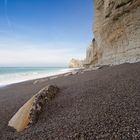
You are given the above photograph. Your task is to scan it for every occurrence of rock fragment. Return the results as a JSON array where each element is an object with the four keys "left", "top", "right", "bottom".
[{"left": 8, "top": 85, "right": 59, "bottom": 132}]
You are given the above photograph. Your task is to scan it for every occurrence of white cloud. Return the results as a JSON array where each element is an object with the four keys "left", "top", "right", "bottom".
[{"left": 0, "top": 40, "right": 85, "bottom": 66}]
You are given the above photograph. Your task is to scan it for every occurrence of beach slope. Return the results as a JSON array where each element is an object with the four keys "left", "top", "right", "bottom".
[{"left": 0, "top": 62, "right": 140, "bottom": 139}]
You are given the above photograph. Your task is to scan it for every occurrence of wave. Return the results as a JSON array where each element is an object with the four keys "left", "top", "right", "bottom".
[{"left": 0, "top": 68, "right": 73, "bottom": 87}]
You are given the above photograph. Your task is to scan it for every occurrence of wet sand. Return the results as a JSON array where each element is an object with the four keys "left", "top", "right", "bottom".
[{"left": 0, "top": 62, "right": 140, "bottom": 140}]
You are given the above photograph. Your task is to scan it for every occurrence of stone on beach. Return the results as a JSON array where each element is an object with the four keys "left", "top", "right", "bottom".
[
  {"left": 72, "top": 71, "right": 79, "bottom": 75},
  {"left": 8, "top": 85, "right": 59, "bottom": 132},
  {"left": 49, "top": 76, "right": 59, "bottom": 80},
  {"left": 33, "top": 79, "right": 49, "bottom": 85},
  {"left": 64, "top": 72, "right": 72, "bottom": 77}
]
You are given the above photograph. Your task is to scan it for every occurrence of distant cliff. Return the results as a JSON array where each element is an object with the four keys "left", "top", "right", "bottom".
[
  {"left": 69, "top": 58, "right": 83, "bottom": 68},
  {"left": 84, "top": 0, "right": 140, "bottom": 67}
]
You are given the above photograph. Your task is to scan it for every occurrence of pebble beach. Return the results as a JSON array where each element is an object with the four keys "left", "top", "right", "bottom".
[{"left": 0, "top": 62, "right": 140, "bottom": 140}]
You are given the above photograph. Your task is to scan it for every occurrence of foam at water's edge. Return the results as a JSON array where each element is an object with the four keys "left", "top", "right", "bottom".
[{"left": 0, "top": 68, "right": 74, "bottom": 87}]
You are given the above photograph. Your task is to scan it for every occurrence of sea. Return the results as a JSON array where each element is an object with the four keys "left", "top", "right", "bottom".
[{"left": 0, "top": 67, "right": 73, "bottom": 87}]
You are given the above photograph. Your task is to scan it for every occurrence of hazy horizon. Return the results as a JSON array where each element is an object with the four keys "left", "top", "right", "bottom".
[{"left": 0, "top": 0, "right": 93, "bottom": 67}]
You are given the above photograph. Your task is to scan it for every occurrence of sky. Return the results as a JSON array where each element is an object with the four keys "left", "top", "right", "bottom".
[{"left": 0, "top": 0, "right": 93, "bottom": 67}]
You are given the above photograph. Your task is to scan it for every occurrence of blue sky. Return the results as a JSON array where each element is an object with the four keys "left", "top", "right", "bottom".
[{"left": 0, "top": 0, "right": 93, "bottom": 66}]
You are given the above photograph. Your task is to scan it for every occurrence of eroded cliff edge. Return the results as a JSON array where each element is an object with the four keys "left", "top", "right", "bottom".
[
  {"left": 69, "top": 58, "right": 83, "bottom": 68},
  {"left": 84, "top": 0, "right": 140, "bottom": 67}
]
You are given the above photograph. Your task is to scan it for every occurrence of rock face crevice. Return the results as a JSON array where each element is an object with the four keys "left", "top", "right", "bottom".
[{"left": 84, "top": 0, "right": 140, "bottom": 67}]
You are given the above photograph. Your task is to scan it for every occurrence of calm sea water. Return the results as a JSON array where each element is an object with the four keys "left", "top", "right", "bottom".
[{"left": 0, "top": 67, "right": 72, "bottom": 86}]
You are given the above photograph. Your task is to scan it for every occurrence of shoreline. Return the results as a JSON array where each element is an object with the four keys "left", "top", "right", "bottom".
[
  {"left": 0, "top": 62, "right": 140, "bottom": 139},
  {"left": 0, "top": 68, "right": 79, "bottom": 88}
]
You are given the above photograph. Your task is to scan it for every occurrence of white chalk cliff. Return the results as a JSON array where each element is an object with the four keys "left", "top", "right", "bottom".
[
  {"left": 84, "top": 0, "right": 140, "bottom": 67},
  {"left": 69, "top": 58, "right": 83, "bottom": 68}
]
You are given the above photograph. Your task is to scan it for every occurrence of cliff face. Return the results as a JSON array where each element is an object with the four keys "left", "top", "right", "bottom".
[
  {"left": 69, "top": 58, "right": 83, "bottom": 68},
  {"left": 85, "top": 0, "right": 140, "bottom": 67}
]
